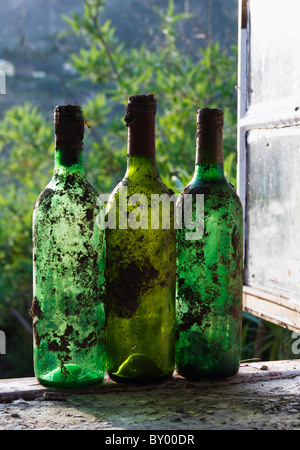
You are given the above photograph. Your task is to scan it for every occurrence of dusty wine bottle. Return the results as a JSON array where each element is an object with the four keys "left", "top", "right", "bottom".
[
  {"left": 105, "top": 94, "right": 176, "bottom": 383},
  {"left": 175, "top": 107, "right": 243, "bottom": 378},
  {"left": 32, "top": 105, "right": 106, "bottom": 387}
]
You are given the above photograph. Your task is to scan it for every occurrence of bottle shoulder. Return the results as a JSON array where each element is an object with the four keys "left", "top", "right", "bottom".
[
  {"left": 178, "top": 178, "right": 242, "bottom": 211},
  {"left": 34, "top": 174, "right": 99, "bottom": 213},
  {"left": 181, "top": 177, "right": 239, "bottom": 196},
  {"left": 53, "top": 172, "right": 98, "bottom": 192},
  {"left": 111, "top": 174, "right": 172, "bottom": 198}
]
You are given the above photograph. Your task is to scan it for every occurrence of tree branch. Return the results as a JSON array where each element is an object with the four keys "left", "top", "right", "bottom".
[{"left": 84, "top": 0, "right": 119, "bottom": 79}]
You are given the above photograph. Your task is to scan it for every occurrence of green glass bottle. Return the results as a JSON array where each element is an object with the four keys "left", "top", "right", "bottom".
[
  {"left": 105, "top": 94, "right": 176, "bottom": 383},
  {"left": 32, "top": 105, "right": 106, "bottom": 387},
  {"left": 175, "top": 108, "right": 243, "bottom": 378}
]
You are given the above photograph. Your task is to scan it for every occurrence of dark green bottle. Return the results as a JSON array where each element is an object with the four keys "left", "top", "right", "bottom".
[
  {"left": 32, "top": 105, "right": 106, "bottom": 387},
  {"left": 175, "top": 108, "right": 243, "bottom": 378},
  {"left": 105, "top": 94, "right": 176, "bottom": 383}
]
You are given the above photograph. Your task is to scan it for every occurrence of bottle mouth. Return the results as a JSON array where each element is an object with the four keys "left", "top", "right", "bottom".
[
  {"left": 54, "top": 104, "right": 84, "bottom": 151},
  {"left": 127, "top": 94, "right": 156, "bottom": 105},
  {"left": 54, "top": 104, "right": 84, "bottom": 121},
  {"left": 196, "top": 107, "right": 224, "bottom": 127},
  {"left": 124, "top": 94, "right": 157, "bottom": 127}
]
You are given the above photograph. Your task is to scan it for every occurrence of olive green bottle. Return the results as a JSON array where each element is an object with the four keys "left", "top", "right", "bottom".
[
  {"left": 32, "top": 105, "right": 106, "bottom": 387},
  {"left": 105, "top": 94, "right": 176, "bottom": 383},
  {"left": 175, "top": 108, "right": 243, "bottom": 378}
]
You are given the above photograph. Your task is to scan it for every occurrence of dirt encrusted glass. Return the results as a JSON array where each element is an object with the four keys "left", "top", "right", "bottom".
[
  {"left": 32, "top": 105, "right": 106, "bottom": 387},
  {"left": 105, "top": 94, "right": 176, "bottom": 383},
  {"left": 175, "top": 108, "right": 243, "bottom": 378}
]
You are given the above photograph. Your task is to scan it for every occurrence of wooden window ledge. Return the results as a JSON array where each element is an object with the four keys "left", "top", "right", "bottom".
[{"left": 1, "top": 360, "right": 300, "bottom": 430}]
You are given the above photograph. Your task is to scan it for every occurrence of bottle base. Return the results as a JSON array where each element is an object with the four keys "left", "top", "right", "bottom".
[
  {"left": 108, "top": 371, "right": 172, "bottom": 385},
  {"left": 36, "top": 363, "right": 105, "bottom": 388},
  {"left": 108, "top": 352, "right": 173, "bottom": 385},
  {"left": 176, "top": 363, "right": 240, "bottom": 380}
]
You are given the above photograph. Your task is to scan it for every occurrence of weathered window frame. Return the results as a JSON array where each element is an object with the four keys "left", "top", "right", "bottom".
[{"left": 237, "top": 0, "right": 300, "bottom": 332}]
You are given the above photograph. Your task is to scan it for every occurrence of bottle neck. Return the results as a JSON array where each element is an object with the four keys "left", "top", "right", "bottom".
[
  {"left": 192, "top": 108, "right": 225, "bottom": 182},
  {"left": 54, "top": 148, "right": 84, "bottom": 176},
  {"left": 53, "top": 105, "right": 85, "bottom": 178},
  {"left": 126, "top": 115, "right": 155, "bottom": 158},
  {"left": 195, "top": 108, "right": 223, "bottom": 165},
  {"left": 125, "top": 94, "right": 156, "bottom": 158},
  {"left": 193, "top": 124, "right": 224, "bottom": 181}
]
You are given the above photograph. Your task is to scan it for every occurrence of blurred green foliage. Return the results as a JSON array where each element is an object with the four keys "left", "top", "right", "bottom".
[
  {"left": 61, "top": 0, "right": 238, "bottom": 194},
  {"left": 0, "top": 103, "right": 53, "bottom": 376},
  {"left": 0, "top": 0, "right": 294, "bottom": 377}
]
